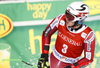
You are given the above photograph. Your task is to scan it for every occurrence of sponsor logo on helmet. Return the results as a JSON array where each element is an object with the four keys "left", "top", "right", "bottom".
[
  {"left": 76, "top": 4, "right": 88, "bottom": 11},
  {"left": 77, "top": 12, "right": 89, "bottom": 17}
]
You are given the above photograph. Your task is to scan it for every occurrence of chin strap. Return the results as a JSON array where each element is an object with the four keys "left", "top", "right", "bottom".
[
  {"left": 69, "top": 22, "right": 83, "bottom": 31},
  {"left": 72, "top": 21, "right": 83, "bottom": 27}
]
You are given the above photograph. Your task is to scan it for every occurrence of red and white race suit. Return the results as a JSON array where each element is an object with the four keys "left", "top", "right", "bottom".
[{"left": 42, "top": 14, "right": 95, "bottom": 68}]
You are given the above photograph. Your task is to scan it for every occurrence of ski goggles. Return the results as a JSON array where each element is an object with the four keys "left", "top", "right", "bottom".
[{"left": 65, "top": 10, "right": 78, "bottom": 21}]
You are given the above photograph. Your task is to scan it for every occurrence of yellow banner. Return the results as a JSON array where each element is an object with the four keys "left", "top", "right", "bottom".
[{"left": 83, "top": 1, "right": 100, "bottom": 15}]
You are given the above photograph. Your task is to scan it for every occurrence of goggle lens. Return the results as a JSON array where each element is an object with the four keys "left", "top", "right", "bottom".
[{"left": 65, "top": 10, "right": 75, "bottom": 21}]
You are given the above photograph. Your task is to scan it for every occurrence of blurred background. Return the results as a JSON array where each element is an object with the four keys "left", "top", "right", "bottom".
[
  {"left": 0, "top": 0, "right": 64, "bottom": 1},
  {"left": 0, "top": 0, "right": 100, "bottom": 68}
]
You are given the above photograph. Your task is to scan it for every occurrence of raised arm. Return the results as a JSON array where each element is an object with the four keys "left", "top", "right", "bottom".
[
  {"left": 42, "top": 17, "right": 58, "bottom": 54},
  {"left": 37, "top": 16, "right": 60, "bottom": 68}
]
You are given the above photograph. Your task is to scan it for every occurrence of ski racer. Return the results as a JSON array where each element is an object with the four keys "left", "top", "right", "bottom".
[{"left": 37, "top": 1, "right": 95, "bottom": 68}]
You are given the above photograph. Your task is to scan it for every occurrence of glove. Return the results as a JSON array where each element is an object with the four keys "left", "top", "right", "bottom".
[
  {"left": 37, "top": 53, "right": 50, "bottom": 68},
  {"left": 64, "top": 65, "right": 71, "bottom": 68}
]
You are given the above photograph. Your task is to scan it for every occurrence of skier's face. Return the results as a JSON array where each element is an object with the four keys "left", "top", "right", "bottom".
[
  {"left": 66, "top": 18, "right": 82, "bottom": 29},
  {"left": 66, "top": 18, "right": 74, "bottom": 27}
]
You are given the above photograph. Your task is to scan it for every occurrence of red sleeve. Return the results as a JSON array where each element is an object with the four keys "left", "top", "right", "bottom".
[
  {"left": 71, "top": 31, "right": 95, "bottom": 68},
  {"left": 42, "top": 18, "right": 58, "bottom": 54}
]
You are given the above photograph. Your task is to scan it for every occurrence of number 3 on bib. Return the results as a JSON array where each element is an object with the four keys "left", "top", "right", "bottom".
[{"left": 62, "top": 44, "right": 68, "bottom": 53}]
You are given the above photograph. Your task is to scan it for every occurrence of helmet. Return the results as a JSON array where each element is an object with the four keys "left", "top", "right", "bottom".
[{"left": 65, "top": 1, "right": 89, "bottom": 25}]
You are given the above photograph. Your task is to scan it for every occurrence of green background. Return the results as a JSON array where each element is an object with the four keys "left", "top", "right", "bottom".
[{"left": 0, "top": 1, "right": 100, "bottom": 68}]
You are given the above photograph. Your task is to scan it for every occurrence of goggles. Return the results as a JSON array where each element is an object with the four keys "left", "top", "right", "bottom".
[{"left": 65, "top": 10, "right": 78, "bottom": 21}]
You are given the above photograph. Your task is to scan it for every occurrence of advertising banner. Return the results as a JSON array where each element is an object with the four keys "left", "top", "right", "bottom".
[{"left": 0, "top": 0, "right": 100, "bottom": 68}]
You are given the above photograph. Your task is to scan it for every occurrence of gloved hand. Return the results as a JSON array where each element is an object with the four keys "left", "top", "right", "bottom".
[{"left": 37, "top": 53, "right": 50, "bottom": 68}]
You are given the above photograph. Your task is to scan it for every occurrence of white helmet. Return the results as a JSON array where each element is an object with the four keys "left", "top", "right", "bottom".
[{"left": 65, "top": 1, "right": 89, "bottom": 25}]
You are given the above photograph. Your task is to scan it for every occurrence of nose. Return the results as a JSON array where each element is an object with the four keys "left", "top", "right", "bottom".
[{"left": 66, "top": 18, "right": 70, "bottom": 22}]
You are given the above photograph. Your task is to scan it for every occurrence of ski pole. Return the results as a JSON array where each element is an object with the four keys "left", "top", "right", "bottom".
[{"left": 1, "top": 59, "right": 37, "bottom": 67}]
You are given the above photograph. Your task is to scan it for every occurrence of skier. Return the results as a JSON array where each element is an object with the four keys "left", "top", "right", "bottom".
[{"left": 37, "top": 1, "right": 95, "bottom": 68}]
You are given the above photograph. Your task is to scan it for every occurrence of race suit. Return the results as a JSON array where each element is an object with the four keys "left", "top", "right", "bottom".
[{"left": 42, "top": 14, "right": 95, "bottom": 68}]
